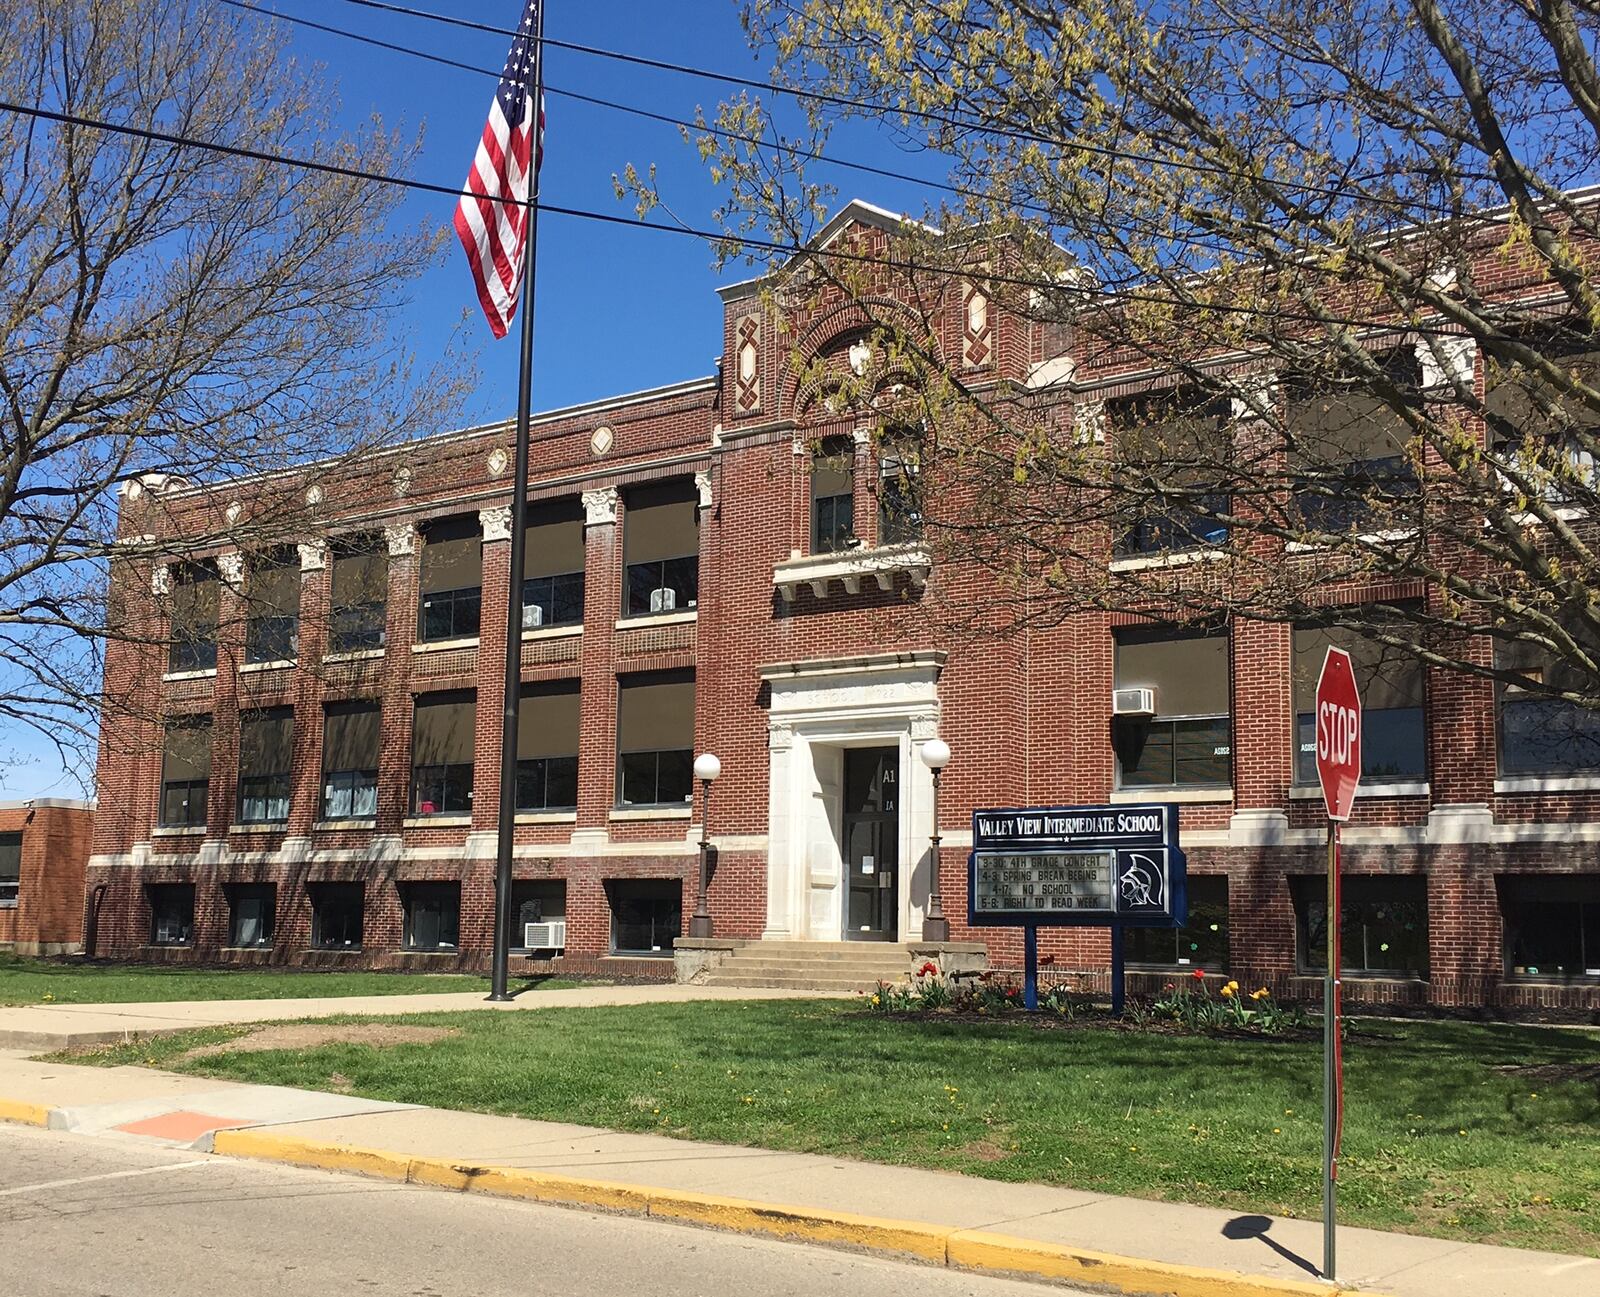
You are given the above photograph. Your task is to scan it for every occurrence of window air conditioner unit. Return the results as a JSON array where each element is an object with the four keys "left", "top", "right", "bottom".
[
  {"left": 523, "top": 603, "right": 544, "bottom": 629},
  {"left": 649, "top": 586, "right": 676, "bottom": 613},
  {"left": 1112, "top": 686, "right": 1157, "bottom": 717},
  {"left": 524, "top": 920, "right": 567, "bottom": 951}
]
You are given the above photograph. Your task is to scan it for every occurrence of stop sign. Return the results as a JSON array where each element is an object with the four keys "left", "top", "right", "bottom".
[{"left": 1315, "top": 647, "right": 1363, "bottom": 821}]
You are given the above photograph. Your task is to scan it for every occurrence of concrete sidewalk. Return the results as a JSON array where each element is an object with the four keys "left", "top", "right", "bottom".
[
  {"left": 0, "top": 983, "right": 850, "bottom": 1050},
  {"left": 0, "top": 1052, "right": 1589, "bottom": 1297}
]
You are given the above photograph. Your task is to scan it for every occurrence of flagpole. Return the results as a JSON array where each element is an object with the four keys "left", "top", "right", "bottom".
[{"left": 489, "top": 0, "right": 545, "bottom": 1003}]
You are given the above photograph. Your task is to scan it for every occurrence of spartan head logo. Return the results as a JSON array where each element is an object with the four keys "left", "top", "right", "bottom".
[{"left": 1119, "top": 854, "right": 1164, "bottom": 910}]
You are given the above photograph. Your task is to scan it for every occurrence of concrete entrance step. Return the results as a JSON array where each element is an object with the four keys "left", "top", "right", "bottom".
[
  {"left": 708, "top": 959, "right": 909, "bottom": 978},
  {"left": 699, "top": 974, "right": 887, "bottom": 992}
]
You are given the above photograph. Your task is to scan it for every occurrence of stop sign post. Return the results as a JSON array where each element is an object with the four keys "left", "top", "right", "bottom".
[{"left": 1314, "top": 646, "right": 1361, "bottom": 1282}]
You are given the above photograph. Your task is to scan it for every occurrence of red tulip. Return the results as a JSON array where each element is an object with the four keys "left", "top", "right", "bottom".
[{"left": 1192, "top": 968, "right": 1206, "bottom": 981}]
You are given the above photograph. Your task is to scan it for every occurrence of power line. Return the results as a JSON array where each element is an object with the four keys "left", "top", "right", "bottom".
[
  {"left": 215, "top": 0, "right": 1060, "bottom": 219},
  {"left": 0, "top": 94, "right": 1499, "bottom": 340}
]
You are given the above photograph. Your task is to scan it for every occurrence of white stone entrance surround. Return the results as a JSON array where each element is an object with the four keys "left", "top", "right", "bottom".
[{"left": 760, "top": 651, "right": 945, "bottom": 941}]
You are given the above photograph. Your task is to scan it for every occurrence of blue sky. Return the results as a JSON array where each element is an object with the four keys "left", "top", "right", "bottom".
[{"left": 1, "top": 0, "right": 955, "bottom": 798}]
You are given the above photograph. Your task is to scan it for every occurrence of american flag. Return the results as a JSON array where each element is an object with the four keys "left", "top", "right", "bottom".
[{"left": 454, "top": 0, "right": 544, "bottom": 339}]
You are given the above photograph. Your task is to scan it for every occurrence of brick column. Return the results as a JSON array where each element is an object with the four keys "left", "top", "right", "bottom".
[
  {"left": 1231, "top": 619, "right": 1293, "bottom": 808},
  {"left": 288, "top": 541, "right": 330, "bottom": 836},
  {"left": 375, "top": 525, "right": 418, "bottom": 836},
  {"left": 576, "top": 488, "right": 619, "bottom": 833},
  {"left": 473, "top": 504, "right": 512, "bottom": 833},
  {"left": 206, "top": 552, "right": 244, "bottom": 841}
]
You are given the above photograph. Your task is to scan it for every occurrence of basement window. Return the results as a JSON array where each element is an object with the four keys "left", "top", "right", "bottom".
[
  {"left": 1124, "top": 875, "right": 1229, "bottom": 969},
  {"left": 149, "top": 884, "right": 195, "bottom": 947},
  {"left": 607, "top": 878, "right": 681, "bottom": 955},
  {"left": 1294, "top": 875, "right": 1428, "bottom": 977},
  {"left": 226, "top": 883, "right": 276, "bottom": 948},
  {"left": 310, "top": 882, "right": 364, "bottom": 950},
  {"left": 1499, "top": 876, "right": 1600, "bottom": 980},
  {"left": 402, "top": 882, "right": 459, "bottom": 950}
]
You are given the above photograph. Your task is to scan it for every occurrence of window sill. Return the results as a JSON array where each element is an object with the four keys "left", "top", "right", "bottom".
[
  {"left": 323, "top": 648, "right": 386, "bottom": 663},
  {"left": 411, "top": 636, "right": 479, "bottom": 654},
  {"left": 313, "top": 819, "right": 377, "bottom": 831},
  {"left": 522, "top": 624, "right": 583, "bottom": 641},
  {"left": 1506, "top": 972, "right": 1600, "bottom": 983},
  {"left": 239, "top": 659, "right": 295, "bottom": 673},
  {"left": 614, "top": 610, "right": 697, "bottom": 630},
  {"left": 162, "top": 668, "right": 216, "bottom": 683},
  {"left": 307, "top": 946, "right": 364, "bottom": 954},
  {"left": 220, "top": 945, "right": 275, "bottom": 952},
  {"left": 1289, "top": 782, "right": 1430, "bottom": 799},
  {"left": 0, "top": 900, "right": 17, "bottom": 910},
  {"left": 1298, "top": 971, "right": 1429, "bottom": 984},
  {"left": 403, "top": 815, "right": 472, "bottom": 828},
  {"left": 1494, "top": 774, "right": 1600, "bottom": 793},
  {"left": 152, "top": 825, "right": 207, "bottom": 836},
  {"left": 516, "top": 811, "right": 578, "bottom": 824},
  {"left": 230, "top": 822, "right": 287, "bottom": 833},
  {"left": 1110, "top": 787, "right": 1233, "bottom": 804},
  {"left": 774, "top": 543, "right": 930, "bottom": 601},
  {"left": 1285, "top": 527, "right": 1418, "bottom": 554},
  {"left": 144, "top": 943, "right": 194, "bottom": 951},
  {"left": 1109, "top": 548, "right": 1226, "bottom": 573},
  {"left": 401, "top": 947, "right": 459, "bottom": 956},
  {"left": 609, "top": 806, "right": 693, "bottom": 821}
]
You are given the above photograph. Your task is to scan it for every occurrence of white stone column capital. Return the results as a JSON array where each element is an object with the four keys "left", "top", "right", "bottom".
[
  {"left": 150, "top": 562, "right": 170, "bottom": 596},
  {"left": 216, "top": 552, "right": 245, "bottom": 588},
  {"left": 297, "top": 541, "right": 328, "bottom": 573},
  {"left": 384, "top": 524, "right": 416, "bottom": 558},
  {"left": 582, "top": 487, "right": 618, "bottom": 527},
  {"left": 478, "top": 505, "right": 513, "bottom": 543},
  {"left": 694, "top": 469, "right": 714, "bottom": 511}
]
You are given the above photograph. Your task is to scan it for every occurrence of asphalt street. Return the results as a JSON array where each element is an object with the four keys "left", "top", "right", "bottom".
[{"left": 0, "top": 1123, "right": 1083, "bottom": 1296}]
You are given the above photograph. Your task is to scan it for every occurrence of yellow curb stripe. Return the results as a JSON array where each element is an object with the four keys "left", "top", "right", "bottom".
[
  {"left": 0, "top": 1098, "right": 53, "bottom": 1127},
  {"left": 211, "top": 1130, "right": 1387, "bottom": 1297}
]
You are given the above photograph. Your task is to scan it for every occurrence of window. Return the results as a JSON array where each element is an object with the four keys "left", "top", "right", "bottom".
[
  {"left": 0, "top": 831, "right": 19, "bottom": 906},
  {"left": 148, "top": 884, "right": 194, "bottom": 946},
  {"left": 226, "top": 883, "right": 275, "bottom": 948},
  {"left": 811, "top": 437, "right": 855, "bottom": 553},
  {"left": 1293, "top": 620, "right": 1425, "bottom": 784},
  {"left": 1294, "top": 875, "right": 1428, "bottom": 976},
  {"left": 1286, "top": 352, "right": 1420, "bottom": 532},
  {"left": 1124, "top": 875, "right": 1229, "bottom": 968},
  {"left": 168, "top": 562, "right": 218, "bottom": 671},
  {"left": 623, "top": 480, "right": 699, "bottom": 616},
  {"left": 522, "top": 499, "right": 585, "bottom": 629},
  {"left": 418, "top": 517, "right": 482, "bottom": 641},
  {"left": 160, "top": 717, "right": 212, "bottom": 827},
  {"left": 310, "top": 882, "right": 364, "bottom": 950},
  {"left": 246, "top": 550, "right": 299, "bottom": 663},
  {"left": 878, "top": 429, "right": 923, "bottom": 544},
  {"left": 1484, "top": 335, "right": 1600, "bottom": 505},
  {"left": 607, "top": 878, "right": 681, "bottom": 954},
  {"left": 1108, "top": 391, "right": 1231, "bottom": 555},
  {"left": 322, "top": 701, "right": 380, "bottom": 820},
  {"left": 1113, "top": 630, "right": 1231, "bottom": 788},
  {"left": 1497, "top": 625, "right": 1600, "bottom": 775},
  {"left": 1499, "top": 876, "right": 1600, "bottom": 979},
  {"left": 402, "top": 882, "right": 459, "bottom": 950},
  {"left": 507, "top": 880, "right": 566, "bottom": 952},
  {"left": 411, "top": 691, "right": 475, "bottom": 816},
  {"left": 517, "top": 682, "right": 579, "bottom": 811},
  {"left": 237, "top": 709, "right": 293, "bottom": 824},
  {"left": 330, "top": 536, "right": 387, "bottom": 652},
  {"left": 616, "top": 671, "right": 694, "bottom": 807}
]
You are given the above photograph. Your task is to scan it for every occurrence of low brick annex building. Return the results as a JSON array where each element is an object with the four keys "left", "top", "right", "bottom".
[
  {"left": 87, "top": 201, "right": 1600, "bottom": 1009},
  {"left": 0, "top": 799, "right": 93, "bottom": 956}
]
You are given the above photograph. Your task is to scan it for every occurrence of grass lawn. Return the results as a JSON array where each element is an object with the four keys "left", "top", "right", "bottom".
[
  {"left": 0, "top": 953, "right": 580, "bottom": 1005},
  {"left": 73, "top": 1000, "right": 1600, "bottom": 1256}
]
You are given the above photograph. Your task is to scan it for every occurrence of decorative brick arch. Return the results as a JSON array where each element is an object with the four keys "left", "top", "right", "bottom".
[{"left": 783, "top": 295, "right": 937, "bottom": 418}]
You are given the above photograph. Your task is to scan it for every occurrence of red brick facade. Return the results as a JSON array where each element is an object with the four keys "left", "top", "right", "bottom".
[
  {"left": 0, "top": 800, "right": 93, "bottom": 955},
  {"left": 86, "top": 202, "right": 1600, "bottom": 1009}
]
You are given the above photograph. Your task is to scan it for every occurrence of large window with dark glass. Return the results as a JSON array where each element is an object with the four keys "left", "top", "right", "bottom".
[
  {"left": 506, "top": 880, "right": 566, "bottom": 952},
  {"left": 0, "top": 831, "right": 19, "bottom": 905},
  {"left": 1484, "top": 336, "right": 1600, "bottom": 505},
  {"left": 226, "top": 883, "right": 275, "bottom": 948},
  {"left": 1124, "top": 875, "right": 1229, "bottom": 969},
  {"left": 402, "top": 881, "right": 459, "bottom": 950},
  {"left": 1109, "top": 390, "right": 1231, "bottom": 556},
  {"left": 811, "top": 438, "right": 855, "bottom": 553},
  {"left": 160, "top": 717, "right": 212, "bottom": 827},
  {"left": 330, "top": 535, "right": 387, "bottom": 652},
  {"left": 1499, "top": 876, "right": 1600, "bottom": 980},
  {"left": 517, "top": 681, "right": 579, "bottom": 811},
  {"left": 418, "top": 517, "right": 482, "bottom": 642},
  {"left": 237, "top": 708, "right": 293, "bottom": 824},
  {"left": 1293, "top": 621, "right": 1425, "bottom": 784},
  {"left": 1286, "top": 352, "right": 1421, "bottom": 532},
  {"left": 623, "top": 481, "right": 698, "bottom": 616},
  {"left": 1497, "top": 625, "right": 1600, "bottom": 775},
  {"left": 877, "top": 429, "right": 923, "bottom": 545},
  {"left": 607, "top": 878, "right": 681, "bottom": 955},
  {"left": 322, "top": 701, "right": 380, "bottom": 820},
  {"left": 148, "top": 884, "right": 195, "bottom": 946},
  {"left": 1294, "top": 875, "right": 1428, "bottom": 976},
  {"left": 310, "top": 882, "right": 364, "bottom": 950},
  {"left": 1113, "top": 629, "right": 1231, "bottom": 789},
  {"left": 411, "top": 691, "right": 475, "bottom": 816},
  {"left": 245, "top": 550, "right": 299, "bottom": 664},
  {"left": 616, "top": 671, "right": 694, "bottom": 807},
  {"left": 522, "top": 499, "right": 585, "bottom": 629},
  {"left": 168, "top": 562, "right": 218, "bottom": 672}
]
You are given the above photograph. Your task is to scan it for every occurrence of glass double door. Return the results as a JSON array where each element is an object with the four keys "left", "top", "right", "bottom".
[{"left": 843, "top": 747, "right": 899, "bottom": 941}]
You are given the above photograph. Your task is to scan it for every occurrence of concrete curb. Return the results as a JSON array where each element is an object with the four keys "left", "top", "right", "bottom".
[
  {"left": 0, "top": 1098, "right": 53, "bottom": 1127},
  {"left": 209, "top": 1129, "right": 1380, "bottom": 1297}
]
